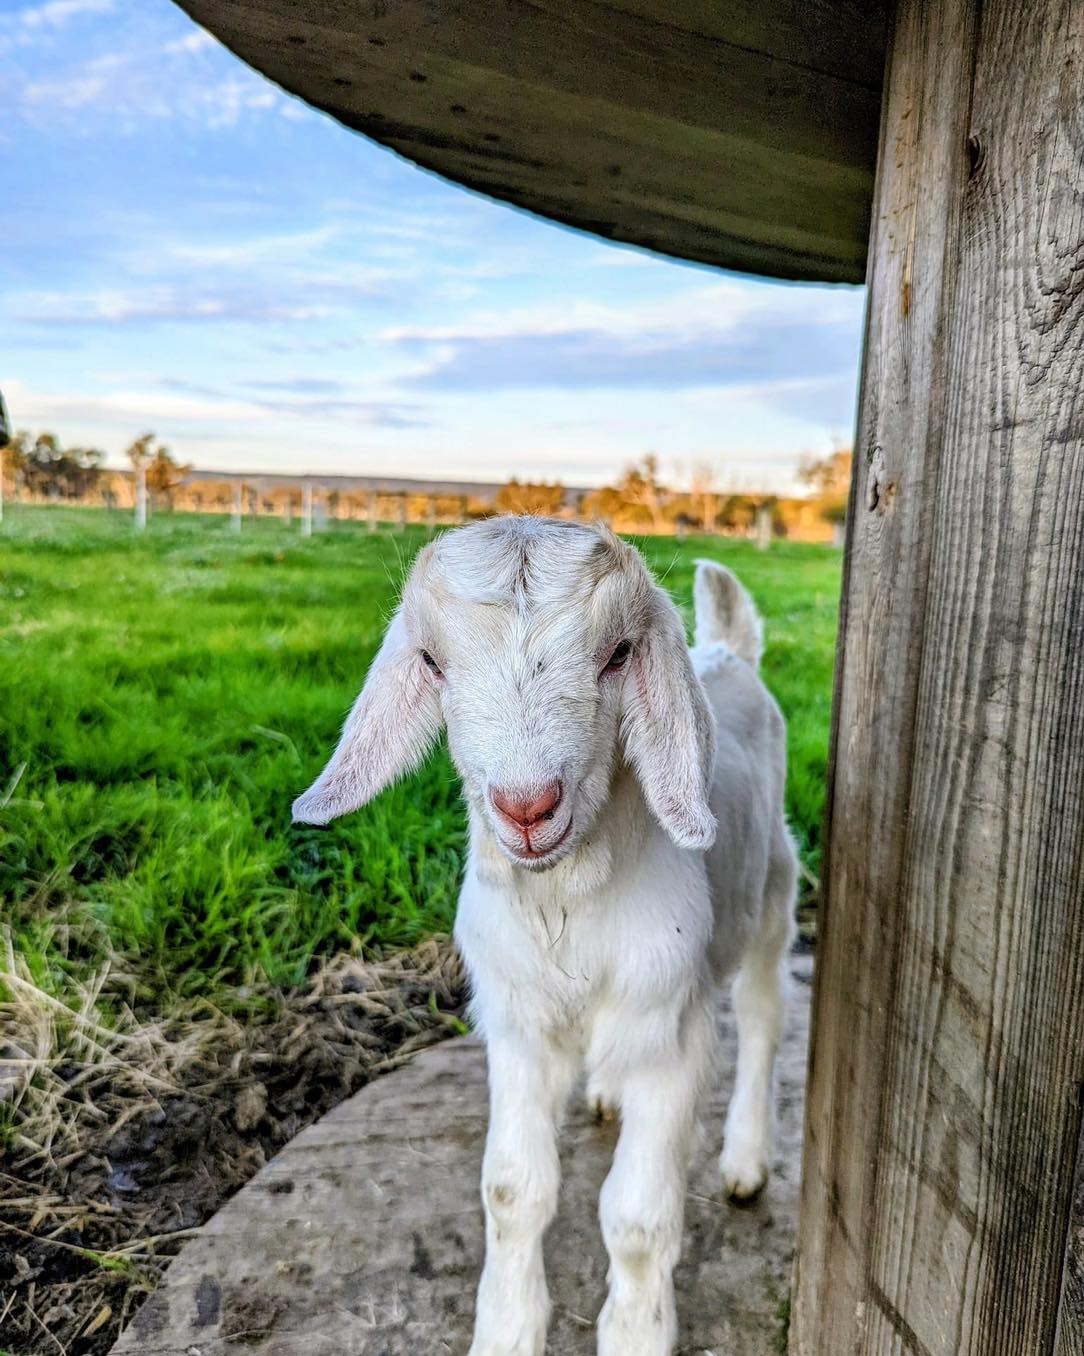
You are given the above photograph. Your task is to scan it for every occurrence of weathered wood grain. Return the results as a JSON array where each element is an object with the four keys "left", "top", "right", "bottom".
[
  {"left": 794, "top": 1, "right": 1084, "bottom": 1353},
  {"left": 175, "top": 0, "right": 887, "bottom": 282},
  {"left": 1055, "top": 1111, "right": 1084, "bottom": 1355}
]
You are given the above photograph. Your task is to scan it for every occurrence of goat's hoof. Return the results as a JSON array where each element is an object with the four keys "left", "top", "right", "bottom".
[
  {"left": 468, "top": 1333, "right": 545, "bottom": 1356},
  {"left": 719, "top": 1148, "right": 769, "bottom": 1203}
]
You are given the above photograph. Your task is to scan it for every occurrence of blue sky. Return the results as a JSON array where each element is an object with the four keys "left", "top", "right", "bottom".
[{"left": 2, "top": 0, "right": 865, "bottom": 491}]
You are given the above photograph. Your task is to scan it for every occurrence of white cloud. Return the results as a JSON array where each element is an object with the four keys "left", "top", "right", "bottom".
[
  {"left": 26, "top": 70, "right": 107, "bottom": 109},
  {"left": 21, "top": 53, "right": 121, "bottom": 110},
  {"left": 278, "top": 97, "right": 314, "bottom": 123},
  {"left": 204, "top": 78, "right": 280, "bottom": 129},
  {"left": 2, "top": 378, "right": 428, "bottom": 470},
  {"left": 16, "top": 0, "right": 114, "bottom": 29},
  {"left": 3, "top": 377, "right": 269, "bottom": 429},
  {"left": 163, "top": 29, "right": 215, "bottom": 55},
  {"left": 585, "top": 243, "right": 670, "bottom": 270},
  {"left": 12, "top": 284, "right": 328, "bottom": 325},
  {"left": 161, "top": 225, "right": 342, "bottom": 269},
  {"left": 12, "top": 20, "right": 293, "bottom": 130},
  {"left": 382, "top": 278, "right": 863, "bottom": 345}
]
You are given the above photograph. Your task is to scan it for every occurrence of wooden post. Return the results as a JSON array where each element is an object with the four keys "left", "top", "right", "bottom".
[
  {"left": 397, "top": 493, "right": 407, "bottom": 532},
  {"left": 793, "top": 3, "right": 1084, "bottom": 1354},
  {"left": 135, "top": 464, "right": 148, "bottom": 531},
  {"left": 754, "top": 504, "right": 771, "bottom": 551},
  {"left": 230, "top": 481, "right": 242, "bottom": 533},
  {"left": 426, "top": 496, "right": 436, "bottom": 531},
  {"left": 301, "top": 482, "right": 313, "bottom": 538},
  {"left": 368, "top": 492, "right": 378, "bottom": 533}
]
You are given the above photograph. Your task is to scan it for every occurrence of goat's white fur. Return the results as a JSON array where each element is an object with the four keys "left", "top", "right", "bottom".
[{"left": 293, "top": 517, "right": 797, "bottom": 1356}]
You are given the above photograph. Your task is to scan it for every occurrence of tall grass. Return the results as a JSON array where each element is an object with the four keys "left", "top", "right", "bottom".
[{"left": 1, "top": 507, "right": 839, "bottom": 1010}]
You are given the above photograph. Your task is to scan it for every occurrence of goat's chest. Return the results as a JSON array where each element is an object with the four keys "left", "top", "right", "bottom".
[{"left": 455, "top": 865, "right": 711, "bottom": 1048}]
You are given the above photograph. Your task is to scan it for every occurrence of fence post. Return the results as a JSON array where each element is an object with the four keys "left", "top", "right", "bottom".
[
  {"left": 0, "top": 390, "right": 8, "bottom": 525},
  {"left": 398, "top": 494, "right": 407, "bottom": 532},
  {"left": 754, "top": 504, "right": 771, "bottom": 551},
  {"left": 135, "top": 464, "right": 148, "bottom": 531},
  {"left": 368, "top": 492, "right": 378, "bottom": 533},
  {"left": 230, "top": 481, "right": 242, "bottom": 533},
  {"left": 301, "top": 482, "right": 313, "bottom": 537}
]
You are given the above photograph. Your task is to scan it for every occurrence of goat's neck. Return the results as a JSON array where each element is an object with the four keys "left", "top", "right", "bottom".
[{"left": 468, "top": 766, "right": 659, "bottom": 899}]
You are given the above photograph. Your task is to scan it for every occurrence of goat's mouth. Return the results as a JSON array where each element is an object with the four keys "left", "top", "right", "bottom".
[{"left": 505, "top": 818, "right": 574, "bottom": 868}]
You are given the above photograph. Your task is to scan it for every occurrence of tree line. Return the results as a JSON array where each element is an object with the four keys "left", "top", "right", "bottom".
[
  {"left": 495, "top": 450, "right": 852, "bottom": 536},
  {"left": 2, "top": 431, "right": 852, "bottom": 539},
  {"left": 2, "top": 430, "right": 189, "bottom": 506}
]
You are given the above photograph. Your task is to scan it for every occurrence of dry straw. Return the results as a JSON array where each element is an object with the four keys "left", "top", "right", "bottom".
[{"left": 1, "top": 928, "right": 465, "bottom": 1355}]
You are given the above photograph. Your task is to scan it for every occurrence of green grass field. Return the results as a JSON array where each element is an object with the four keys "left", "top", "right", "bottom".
[{"left": 1, "top": 507, "right": 840, "bottom": 1015}]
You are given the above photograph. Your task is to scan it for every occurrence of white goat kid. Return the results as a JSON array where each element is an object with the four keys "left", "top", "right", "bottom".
[{"left": 293, "top": 517, "right": 797, "bottom": 1356}]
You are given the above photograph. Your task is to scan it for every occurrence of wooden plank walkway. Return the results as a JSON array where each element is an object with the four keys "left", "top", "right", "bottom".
[{"left": 112, "top": 955, "right": 811, "bottom": 1356}]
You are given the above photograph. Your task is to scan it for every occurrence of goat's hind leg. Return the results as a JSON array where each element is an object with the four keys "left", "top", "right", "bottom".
[{"left": 720, "top": 836, "right": 796, "bottom": 1201}]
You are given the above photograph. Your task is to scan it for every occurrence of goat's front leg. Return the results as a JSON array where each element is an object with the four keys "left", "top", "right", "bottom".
[
  {"left": 596, "top": 1006, "right": 712, "bottom": 1356},
  {"left": 469, "top": 1035, "right": 575, "bottom": 1356}
]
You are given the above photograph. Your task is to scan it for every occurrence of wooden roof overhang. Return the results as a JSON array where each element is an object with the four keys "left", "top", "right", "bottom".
[{"left": 176, "top": 1, "right": 888, "bottom": 283}]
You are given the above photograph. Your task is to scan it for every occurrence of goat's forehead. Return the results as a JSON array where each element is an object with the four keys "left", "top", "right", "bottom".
[
  {"left": 415, "top": 520, "right": 634, "bottom": 605},
  {"left": 400, "top": 518, "right": 650, "bottom": 656}
]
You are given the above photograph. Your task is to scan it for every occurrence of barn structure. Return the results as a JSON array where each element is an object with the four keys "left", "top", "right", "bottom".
[{"left": 149, "top": 3, "right": 1082, "bottom": 1353}]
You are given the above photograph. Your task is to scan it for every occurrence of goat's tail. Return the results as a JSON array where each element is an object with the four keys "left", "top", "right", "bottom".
[{"left": 692, "top": 559, "right": 763, "bottom": 668}]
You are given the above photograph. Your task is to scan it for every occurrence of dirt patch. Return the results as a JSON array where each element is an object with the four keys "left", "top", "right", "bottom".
[
  {"left": 0, "top": 938, "right": 465, "bottom": 1356},
  {"left": 219, "top": 1286, "right": 285, "bottom": 1344}
]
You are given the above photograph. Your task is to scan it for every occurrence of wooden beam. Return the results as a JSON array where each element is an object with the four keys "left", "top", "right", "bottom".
[
  {"left": 793, "top": 1, "right": 1084, "bottom": 1352},
  {"left": 176, "top": 0, "right": 886, "bottom": 282}
]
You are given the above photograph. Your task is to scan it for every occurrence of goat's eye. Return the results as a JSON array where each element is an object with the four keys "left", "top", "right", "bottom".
[
  {"left": 420, "top": 649, "right": 443, "bottom": 677},
  {"left": 602, "top": 640, "right": 632, "bottom": 675}
]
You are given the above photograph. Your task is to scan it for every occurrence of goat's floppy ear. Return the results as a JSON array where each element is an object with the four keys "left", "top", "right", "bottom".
[
  {"left": 292, "top": 611, "right": 443, "bottom": 825},
  {"left": 621, "top": 593, "right": 717, "bottom": 849}
]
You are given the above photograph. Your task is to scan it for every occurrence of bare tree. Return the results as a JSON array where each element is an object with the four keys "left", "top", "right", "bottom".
[
  {"left": 798, "top": 445, "right": 852, "bottom": 525},
  {"left": 690, "top": 459, "right": 723, "bottom": 533},
  {"left": 494, "top": 479, "right": 566, "bottom": 516}
]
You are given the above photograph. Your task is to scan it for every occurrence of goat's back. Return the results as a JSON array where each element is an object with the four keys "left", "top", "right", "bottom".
[{"left": 691, "top": 566, "right": 791, "bottom": 980}]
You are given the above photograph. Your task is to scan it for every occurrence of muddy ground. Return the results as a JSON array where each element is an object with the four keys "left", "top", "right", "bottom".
[{"left": 0, "top": 942, "right": 466, "bottom": 1356}]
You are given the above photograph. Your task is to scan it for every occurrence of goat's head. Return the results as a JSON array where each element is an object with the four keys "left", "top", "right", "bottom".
[{"left": 292, "top": 517, "right": 716, "bottom": 868}]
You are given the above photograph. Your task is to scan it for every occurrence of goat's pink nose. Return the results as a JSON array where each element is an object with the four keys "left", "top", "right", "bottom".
[{"left": 490, "top": 781, "right": 562, "bottom": 830}]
